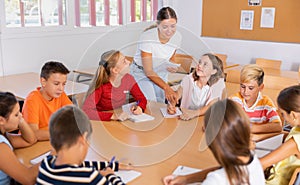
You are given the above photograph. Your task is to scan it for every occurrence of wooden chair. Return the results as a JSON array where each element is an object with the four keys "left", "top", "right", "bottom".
[
  {"left": 173, "top": 53, "right": 194, "bottom": 74},
  {"left": 289, "top": 167, "right": 300, "bottom": 185},
  {"left": 256, "top": 58, "right": 282, "bottom": 70},
  {"left": 125, "top": 56, "right": 133, "bottom": 64},
  {"left": 225, "top": 69, "right": 240, "bottom": 83},
  {"left": 215, "top": 53, "right": 228, "bottom": 67}
]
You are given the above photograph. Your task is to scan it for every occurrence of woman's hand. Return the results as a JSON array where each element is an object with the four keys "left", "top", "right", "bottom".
[
  {"left": 163, "top": 175, "right": 187, "bottom": 185},
  {"left": 165, "top": 86, "right": 177, "bottom": 103}
]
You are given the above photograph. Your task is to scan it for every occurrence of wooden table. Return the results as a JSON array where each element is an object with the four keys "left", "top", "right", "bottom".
[
  {"left": 0, "top": 72, "right": 89, "bottom": 100},
  {"left": 14, "top": 100, "right": 279, "bottom": 184}
]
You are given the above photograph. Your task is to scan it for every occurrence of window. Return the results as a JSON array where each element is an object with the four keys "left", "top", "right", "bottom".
[
  {"left": 4, "top": 0, "right": 158, "bottom": 28},
  {"left": 5, "top": 0, "right": 66, "bottom": 27}
]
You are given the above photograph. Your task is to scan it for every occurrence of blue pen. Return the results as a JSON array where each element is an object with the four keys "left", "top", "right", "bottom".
[
  {"left": 108, "top": 156, "right": 116, "bottom": 168},
  {"left": 132, "top": 100, "right": 140, "bottom": 111}
]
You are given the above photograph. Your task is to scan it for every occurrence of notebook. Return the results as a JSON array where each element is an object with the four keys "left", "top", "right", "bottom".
[
  {"left": 160, "top": 107, "right": 182, "bottom": 118},
  {"left": 115, "top": 170, "right": 141, "bottom": 183},
  {"left": 172, "top": 165, "right": 202, "bottom": 185},
  {"left": 30, "top": 150, "right": 51, "bottom": 164},
  {"left": 255, "top": 134, "right": 284, "bottom": 157},
  {"left": 122, "top": 103, "right": 154, "bottom": 122}
]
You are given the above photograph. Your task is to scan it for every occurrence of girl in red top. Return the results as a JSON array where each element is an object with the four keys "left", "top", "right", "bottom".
[{"left": 82, "top": 50, "right": 147, "bottom": 121}]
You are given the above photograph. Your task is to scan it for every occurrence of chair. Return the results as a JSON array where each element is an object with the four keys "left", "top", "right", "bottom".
[
  {"left": 256, "top": 58, "right": 282, "bottom": 70},
  {"left": 173, "top": 53, "right": 194, "bottom": 74},
  {"left": 215, "top": 53, "right": 228, "bottom": 68},
  {"left": 289, "top": 167, "right": 300, "bottom": 185},
  {"left": 225, "top": 69, "right": 240, "bottom": 83}
]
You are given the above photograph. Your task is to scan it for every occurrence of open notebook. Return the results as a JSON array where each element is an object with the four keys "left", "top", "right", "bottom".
[
  {"left": 172, "top": 165, "right": 202, "bottom": 185},
  {"left": 255, "top": 134, "right": 284, "bottom": 157},
  {"left": 122, "top": 102, "right": 154, "bottom": 122}
]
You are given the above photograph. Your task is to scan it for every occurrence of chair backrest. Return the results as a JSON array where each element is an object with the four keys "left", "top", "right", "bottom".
[
  {"left": 256, "top": 58, "right": 282, "bottom": 70},
  {"left": 225, "top": 69, "right": 240, "bottom": 83},
  {"left": 215, "top": 53, "right": 228, "bottom": 66},
  {"left": 289, "top": 167, "right": 300, "bottom": 185},
  {"left": 173, "top": 53, "right": 194, "bottom": 74}
]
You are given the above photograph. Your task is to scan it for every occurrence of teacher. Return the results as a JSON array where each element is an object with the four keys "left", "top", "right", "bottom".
[{"left": 130, "top": 6, "right": 182, "bottom": 103}]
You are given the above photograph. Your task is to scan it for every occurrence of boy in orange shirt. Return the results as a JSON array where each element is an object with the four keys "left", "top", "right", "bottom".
[{"left": 22, "top": 61, "right": 72, "bottom": 141}]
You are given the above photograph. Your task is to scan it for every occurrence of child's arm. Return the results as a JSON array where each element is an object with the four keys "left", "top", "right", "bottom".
[
  {"left": 29, "top": 124, "right": 50, "bottom": 141},
  {"left": 260, "top": 137, "right": 300, "bottom": 169},
  {"left": 163, "top": 166, "right": 220, "bottom": 185},
  {"left": 0, "top": 143, "right": 39, "bottom": 185},
  {"left": 6, "top": 117, "right": 37, "bottom": 148},
  {"left": 250, "top": 121, "right": 282, "bottom": 134}
]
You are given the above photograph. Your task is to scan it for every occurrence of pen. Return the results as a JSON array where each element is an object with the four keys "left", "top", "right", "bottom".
[
  {"left": 132, "top": 100, "right": 140, "bottom": 111},
  {"left": 107, "top": 156, "right": 116, "bottom": 169}
]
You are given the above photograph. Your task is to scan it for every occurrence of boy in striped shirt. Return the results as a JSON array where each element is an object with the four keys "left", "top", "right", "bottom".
[
  {"left": 36, "top": 105, "right": 126, "bottom": 185},
  {"left": 230, "top": 64, "right": 282, "bottom": 133}
]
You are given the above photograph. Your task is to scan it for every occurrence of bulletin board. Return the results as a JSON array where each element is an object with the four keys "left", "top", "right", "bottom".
[{"left": 202, "top": 0, "right": 300, "bottom": 43}]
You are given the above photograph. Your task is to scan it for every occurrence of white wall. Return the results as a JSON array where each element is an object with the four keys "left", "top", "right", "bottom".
[{"left": 0, "top": 0, "right": 299, "bottom": 76}]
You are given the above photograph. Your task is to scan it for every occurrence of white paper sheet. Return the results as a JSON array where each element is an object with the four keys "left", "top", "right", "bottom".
[
  {"left": 115, "top": 170, "right": 141, "bottom": 183},
  {"left": 30, "top": 151, "right": 51, "bottom": 164},
  {"left": 160, "top": 107, "right": 182, "bottom": 118},
  {"left": 172, "top": 165, "right": 202, "bottom": 185},
  {"left": 122, "top": 102, "right": 154, "bottom": 122},
  {"left": 255, "top": 134, "right": 283, "bottom": 157},
  {"left": 154, "top": 61, "right": 181, "bottom": 73}
]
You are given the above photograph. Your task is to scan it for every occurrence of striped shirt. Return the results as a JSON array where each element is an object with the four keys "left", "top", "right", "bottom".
[
  {"left": 231, "top": 92, "right": 281, "bottom": 124},
  {"left": 36, "top": 155, "right": 125, "bottom": 185}
]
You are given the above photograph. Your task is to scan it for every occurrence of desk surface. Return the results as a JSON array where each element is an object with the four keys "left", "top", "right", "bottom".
[
  {"left": 14, "top": 101, "right": 278, "bottom": 184},
  {"left": 0, "top": 72, "right": 89, "bottom": 100}
]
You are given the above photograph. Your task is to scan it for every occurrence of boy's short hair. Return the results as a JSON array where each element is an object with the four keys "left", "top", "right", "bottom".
[
  {"left": 40, "top": 61, "right": 70, "bottom": 80},
  {"left": 49, "top": 105, "right": 92, "bottom": 152},
  {"left": 240, "top": 64, "right": 264, "bottom": 86}
]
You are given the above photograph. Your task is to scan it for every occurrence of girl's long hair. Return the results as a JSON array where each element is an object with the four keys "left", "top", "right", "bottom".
[
  {"left": 85, "top": 50, "right": 120, "bottom": 99},
  {"left": 277, "top": 85, "right": 300, "bottom": 113},
  {"left": 204, "top": 99, "right": 251, "bottom": 185}
]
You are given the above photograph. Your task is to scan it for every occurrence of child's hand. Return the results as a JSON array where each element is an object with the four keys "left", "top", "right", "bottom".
[
  {"left": 111, "top": 112, "right": 129, "bottom": 121},
  {"left": 167, "top": 104, "right": 176, "bottom": 115},
  {"left": 180, "top": 108, "right": 198, "bottom": 121},
  {"left": 99, "top": 167, "right": 114, "bottom": 176},
  {"left": 163, "top": 175, "right": 187, "bottom": 185},
  {"left": 119, "top": 163, "right": 133, "bottom": 170},
  {"left": 131, "top": 105, "right": 143, "bottom": 115}
]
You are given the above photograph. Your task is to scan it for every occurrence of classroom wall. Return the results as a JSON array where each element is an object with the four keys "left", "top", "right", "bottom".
[{"left": 0, "top": 0, "right": 299, "bottom": 76}]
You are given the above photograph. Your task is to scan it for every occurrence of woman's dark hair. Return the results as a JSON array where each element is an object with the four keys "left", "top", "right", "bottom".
[
  {"left": 277, "top": 85, "right": 300, "bottom": 114},
  {"left": 157, "top": 6, "right": 177, "bottom": 24},
  {"left": 0, "top": 92, "right": 18, "bottom": 119}
]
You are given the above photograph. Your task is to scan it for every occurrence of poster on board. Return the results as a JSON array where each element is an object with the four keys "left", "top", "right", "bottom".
[
  {"left": 260, "top": 7, "right": 275, "bottom": 28},
  {"left": 240, "top": 10, "right": 254, "bottom": 30}
]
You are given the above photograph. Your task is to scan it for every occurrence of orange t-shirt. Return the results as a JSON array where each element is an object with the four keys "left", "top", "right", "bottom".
[{"left": 22, "top": 87, "right": 72, "bottom": 129}]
